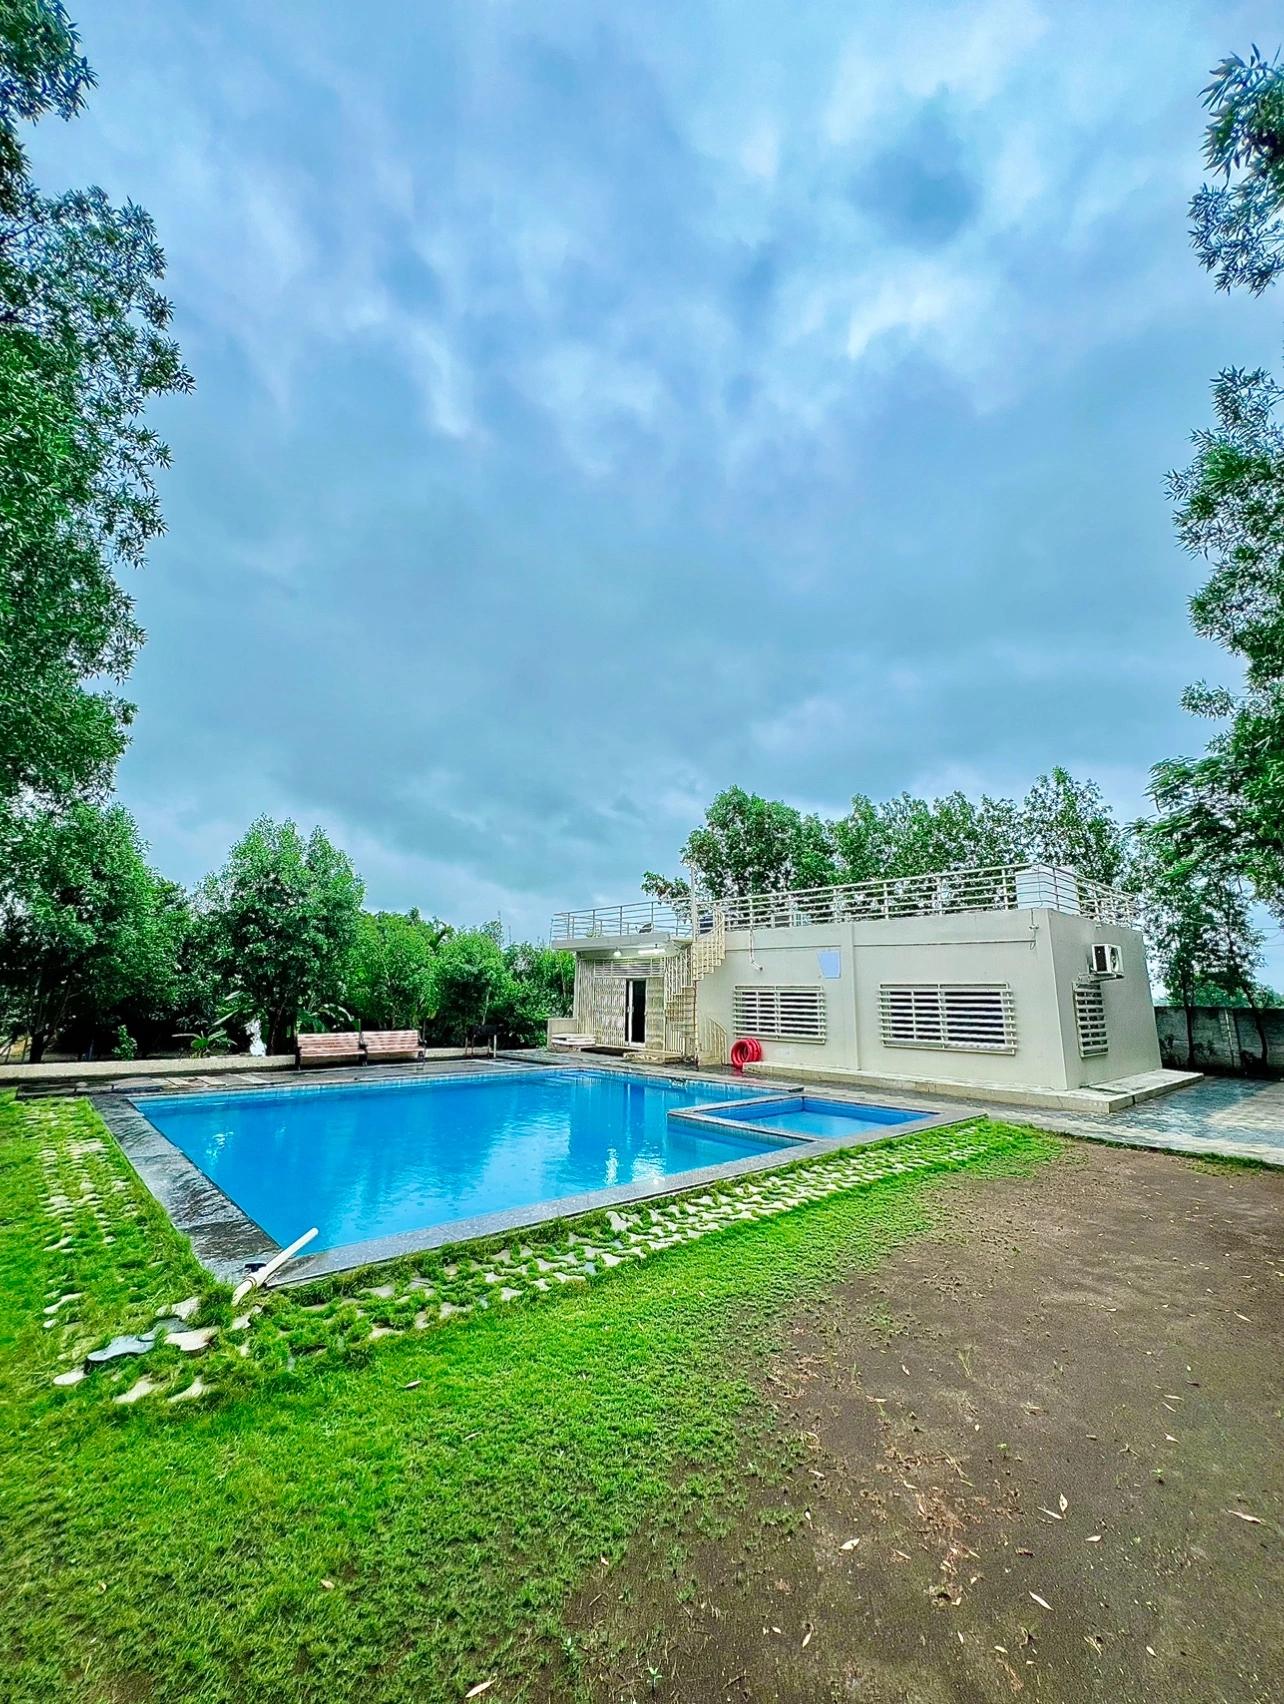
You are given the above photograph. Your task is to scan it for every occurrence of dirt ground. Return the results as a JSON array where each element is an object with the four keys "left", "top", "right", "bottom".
[{"left": 559, "top": 1142, "right": 1284, "bottom": 1704}]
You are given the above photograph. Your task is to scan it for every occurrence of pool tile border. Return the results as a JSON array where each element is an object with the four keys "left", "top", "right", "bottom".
[
  {"left": 93, "top": 1096, "right": 281, "bottom": 1283},
  {"left": 93, "top": 1064, "right": 968, "bottom": 1287}
]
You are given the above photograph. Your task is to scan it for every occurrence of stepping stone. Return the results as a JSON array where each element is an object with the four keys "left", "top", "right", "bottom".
[
  {"left": 162, "top": 1327, "right": 218, "bottom": 1355},
  {"left": 498, "top": 1286, "right": 521, "bottom": 1303},
  {"left": 366, "top": 1282, "right": 396, "bottom": 1299},
  {"left": 157, "top": 1297, "right": 200, "bottom": 1322},
  {"left": 86, "top": 1333, "right": 156, "bottom": 1367},
  {"left": 439, "top": 1301, "right": 469, "bottom": 1319},
  {"left": 599, "top": 1252, "right": 622, "bottom": 1268},
  {"left": 369, "top": 1325, "right": 397, "bottom": 1340},
  {"left": 53, "top": 1367, "right": 87, "bottom": 1388},
  {"left": 230, "top": 1315, "right": 252, "bottom": 1331},
  {"left": 115, "top": 1377, "right": 157, "bottom": 1405},
  {"left": 168, "top": 1379, "right": 207, "bottom": 1403}
]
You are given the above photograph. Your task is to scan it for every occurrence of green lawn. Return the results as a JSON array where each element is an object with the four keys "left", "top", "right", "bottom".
[{"left": 0, "top": 1092, "right": 1060, "bottom": 1702}]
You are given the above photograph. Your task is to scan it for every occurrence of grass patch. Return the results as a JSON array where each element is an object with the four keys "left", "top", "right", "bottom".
[{"left": 0, "top": 1091, "right": 1060, "bottom": 1701}]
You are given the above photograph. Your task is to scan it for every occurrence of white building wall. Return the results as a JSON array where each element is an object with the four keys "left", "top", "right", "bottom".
[
  {"left": 1044, "top": 909, "right": 1161, "bottom": 1084},
  {"left": 694, "top": 907, "right": 1159, "bottom": 1094}
]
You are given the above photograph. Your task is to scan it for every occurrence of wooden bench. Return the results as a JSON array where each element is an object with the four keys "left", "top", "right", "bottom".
[
  {"left": 361, "top": 1029, "right": 421, "bottom": 1065},
  {"left": 296, "top": 1031, "right": 363, "bottom": 1069}
]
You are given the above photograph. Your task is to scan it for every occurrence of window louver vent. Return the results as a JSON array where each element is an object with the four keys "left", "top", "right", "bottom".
[
  {"left": 732, "top": 985, "right": 826, "bottom": 1043},
  {"left": 1074, "top": 979, "right": 1108, "bottom": 1057},
  {"left": 879, "top": 984, "right": 1017, "bottom": 1054}
]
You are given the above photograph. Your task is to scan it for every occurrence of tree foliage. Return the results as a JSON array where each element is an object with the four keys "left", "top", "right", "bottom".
[
  {"left": 1146, "top": 46, "right": 1284, "bottom": 925},
  {"left": 345, "top": 909, "right": 446, "bottom": 1033},
  {"left": 0, "top": 2, "right": 191, "bottom": 813},
  {"left": 198, "top": 818, "right": 364, "bottom": 1054},
  {"left": 0, "top": 800, "right": 176, "bottom": 1060},
  {"left": 1020, "top": 767, "right": 1130, "bottom": 886},
  {"left": 833, "top": 790, "right": 1027, "bottom": 883},
  {"left": 0, "top": 0, "right": 90, "bottom": 213},
  {"left": 643, "top": 787, "right": 835, "bottom": 901},
  {"left": 1137, "top": 835, "right": 1271, "bottom": 1063},
  {"left": 427, "top": 931, "right": 510, "bottom": 1047},
  {"left": 1191, "top": 48, "right": 1284, "bottom": 295},
  {"left": 647, "top": 774, "right": 1130, "bottom": 901}
]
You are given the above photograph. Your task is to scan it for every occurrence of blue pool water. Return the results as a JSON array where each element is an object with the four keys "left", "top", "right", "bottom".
[
  {"left": 704, "top": 1094, "right": 931, "bottom": 1141},
  {"left": 136, "top": 1070, "right": 779, "bottom": 1252}
]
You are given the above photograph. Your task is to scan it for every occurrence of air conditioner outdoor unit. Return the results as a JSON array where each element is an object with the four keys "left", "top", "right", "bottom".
[{"left": 1088, "top": 942, "right": 1123, "bottom": 978}]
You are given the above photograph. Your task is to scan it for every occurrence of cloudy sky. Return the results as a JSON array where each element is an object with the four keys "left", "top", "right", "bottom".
[{"left": 28, "top": 1, "right": 1282, "bottom": 960}]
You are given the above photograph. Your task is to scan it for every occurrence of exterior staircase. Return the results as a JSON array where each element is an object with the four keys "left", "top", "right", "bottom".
[{"left": 659, "top": 907, "right": 727, "bottom": 1062}]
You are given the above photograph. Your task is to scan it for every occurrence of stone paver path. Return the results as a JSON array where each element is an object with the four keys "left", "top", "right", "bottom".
[{"left": 1035, "top": 1075, "right": 1284, "bottom": 1166}]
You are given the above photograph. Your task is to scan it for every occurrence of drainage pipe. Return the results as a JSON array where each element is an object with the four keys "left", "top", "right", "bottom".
[{"left": 231, "top": 1225, "right": 319, "bottom": 1305}]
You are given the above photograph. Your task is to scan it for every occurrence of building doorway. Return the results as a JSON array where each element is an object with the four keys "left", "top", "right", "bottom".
[{"left": 627, "top": 978, "right": 648, "bottom": 1046}]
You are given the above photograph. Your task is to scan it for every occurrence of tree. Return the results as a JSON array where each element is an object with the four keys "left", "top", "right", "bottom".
[
  {"left": 345, "top": 909, "right": 442, "bottom": 1033},
  {"left": 0, "top": 1, "right": 90, "bottom": 213},
  {"left": 1137, "top": 834, "right": 1269, "bottom": 1066},
  {"left": 648, "top": 775, "right": 1123, "bottom": 906},
  {"left": 1148, "top": 48, "right": 1284, "bottom": 923},
  {"left": 427, "top": 930, "right": 511, "bottom": 1047},
  {"left": 834, "top": 789, "right": 1026, "bottom": 881},
  {"left": 199, "top": 818, "right": 364, "bottom": 1054},
  {"left": 499, "top": 942, "right": 575, "bottom": 1045},
  {"left": 0, "top": 3, "right": 191, "bottom": 813},
  {"left": 0, "top": 800, "right": 175, "bottom": 1061},
  {"left": 647, "top": 787, "right": 837, "bottom": 899},
  {"left": 1021, "top": 768, "right": 1131, "bottom": 886},
  {"left": 1190, "top": 48, "right": 1284, "bottom": 296}
]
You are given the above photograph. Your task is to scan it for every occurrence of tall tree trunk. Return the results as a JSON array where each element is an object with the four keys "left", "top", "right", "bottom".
[{"left": 28, "top": 1030, "right": 46, "bottom": 1065}]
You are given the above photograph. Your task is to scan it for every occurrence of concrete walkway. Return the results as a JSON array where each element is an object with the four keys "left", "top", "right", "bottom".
[
  {"left": 1032, "top": 1074, "right": 1284, "bottom": 1167},
  {"left": 1, "top": 1048, "right": 481, "bottom": 1096}
]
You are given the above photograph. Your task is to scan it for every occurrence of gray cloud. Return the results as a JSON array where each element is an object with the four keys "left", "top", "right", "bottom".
[{"left": 23, "top": 0, "right": 1282, "bottom": 982}]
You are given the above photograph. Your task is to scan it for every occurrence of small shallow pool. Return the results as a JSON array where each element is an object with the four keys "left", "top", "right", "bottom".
[
  {"left": 135, "top": 1069, "right": 781, "bottom": 1254},
  {"left": 688, "top": 1093, "right": 933, "bottom": 1142}
]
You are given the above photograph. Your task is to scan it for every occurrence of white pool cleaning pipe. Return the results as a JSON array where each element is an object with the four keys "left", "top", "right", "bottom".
[{"left": 231, "top": 1226, "right": 318, "bottom": 1305}]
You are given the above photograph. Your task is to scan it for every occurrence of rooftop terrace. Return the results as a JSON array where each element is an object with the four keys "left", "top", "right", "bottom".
[{"left": 551, "top": 862, "right": 1142, "bottom": 945}]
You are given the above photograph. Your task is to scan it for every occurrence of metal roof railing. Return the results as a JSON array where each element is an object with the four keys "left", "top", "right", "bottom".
[{"left": 551, "top": 864, "right": 1141, "bottom": 942}]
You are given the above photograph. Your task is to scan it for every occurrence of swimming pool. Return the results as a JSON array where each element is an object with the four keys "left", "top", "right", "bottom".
[{"left": 135, "top": 1069, "right": 782, "bottom": 1255}]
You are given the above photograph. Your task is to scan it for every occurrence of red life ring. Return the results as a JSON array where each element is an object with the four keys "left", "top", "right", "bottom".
[{"left": 729, "top": 1036, "right": 763, "bottom": 1072}]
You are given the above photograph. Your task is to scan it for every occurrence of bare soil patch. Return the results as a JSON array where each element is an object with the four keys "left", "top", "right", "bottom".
[{"left": 558, "top": 1143, "right": 1284, "bottom": 1703}]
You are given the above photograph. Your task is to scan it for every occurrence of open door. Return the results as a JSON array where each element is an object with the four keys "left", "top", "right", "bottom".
[{"left": 626, "top": 978, "right": 648, "bottom": 1045}]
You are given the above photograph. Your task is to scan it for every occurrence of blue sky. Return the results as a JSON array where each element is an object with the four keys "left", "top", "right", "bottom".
[{"left": 29, "top": 1, "right": 1283, "bottom": 967}]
